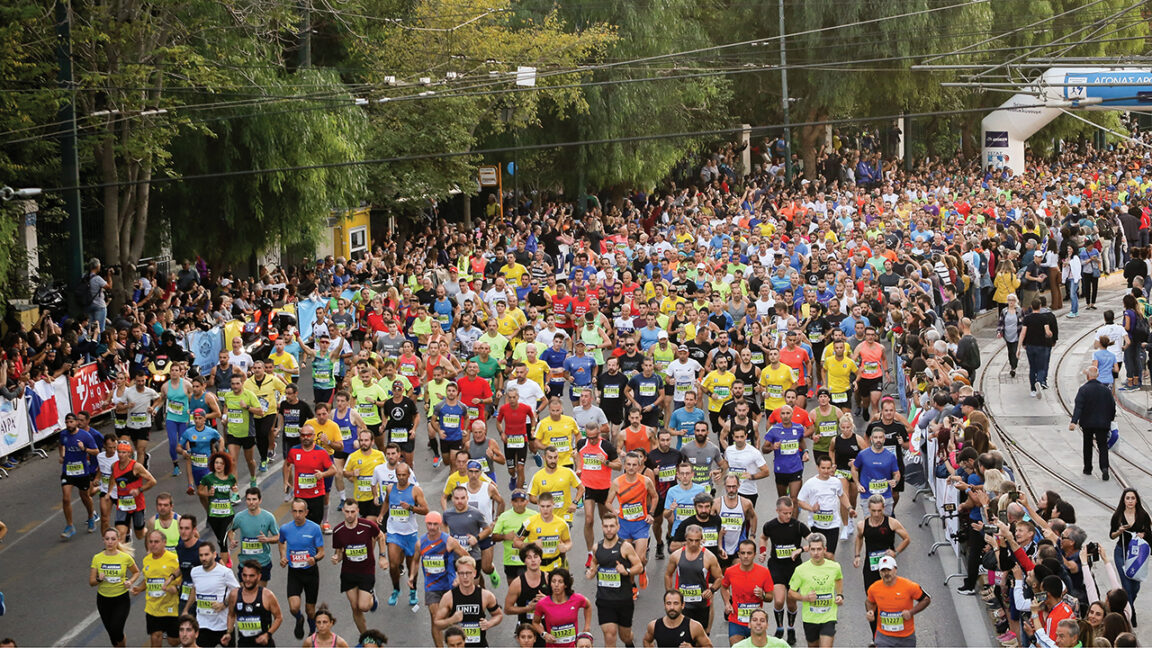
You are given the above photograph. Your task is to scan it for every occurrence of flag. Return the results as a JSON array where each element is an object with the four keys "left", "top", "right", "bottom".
[
  {"left": 25, "top": 379, "right": 59, "bottom": 434},
  {"left": 189, "top": 328, "right": 223, "bottom": 374}
]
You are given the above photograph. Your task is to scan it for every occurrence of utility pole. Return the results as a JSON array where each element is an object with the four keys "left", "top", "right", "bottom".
[
  {"left": 56, "top": 0, "right": 83, "bottom": 284},
  {"left": 298, "top": 0, "right": 311, "bottom": 69},
  {"left": 778, "top": 0, "right": 792, "bottom": 184}
]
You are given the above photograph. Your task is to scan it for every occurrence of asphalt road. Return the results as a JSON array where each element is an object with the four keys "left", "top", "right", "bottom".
[{"left": 0, "top": 377, "right": 970, "bottom": 647}]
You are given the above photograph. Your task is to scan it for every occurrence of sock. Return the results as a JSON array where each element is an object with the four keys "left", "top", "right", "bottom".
[
  {"left": 788, "top": 609, "right": 797, "bottom": 628},
  {"left": 308, "top": 617, "right": 316, "bottom": 634},
  {"left": 293, "top": 610, "right": 303, "bottom": 621},
  {"left": 624, "top": 642, "right": 635, "bottom": 648},
  {"left": 774, "top": 605, "right": 784, "bottom": 628}
]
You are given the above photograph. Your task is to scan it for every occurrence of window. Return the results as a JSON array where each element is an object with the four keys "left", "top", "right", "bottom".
[{"left": 349, "top": 226, "right": 367, "bottom": 256}]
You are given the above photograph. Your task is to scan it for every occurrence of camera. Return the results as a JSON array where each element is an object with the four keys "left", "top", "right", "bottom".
[{"left": 1086, "top": 542, "right": 1100, "bottom": 562}]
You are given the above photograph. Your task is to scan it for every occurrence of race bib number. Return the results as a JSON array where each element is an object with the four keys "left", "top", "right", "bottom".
[
  {"left": 810, "top": 592, "right": 834, "bottom": 614},
  {"left": 780, "top": 440, "right": 799, "bottom": 455},
  {"left": 167, "top": 401, "right": 184, "bottom": 416},
  {"left": 551, "top": 623, "right": 576, "bottom": 644},
  {"left": 100, "top": 563, "right": 123, "bottom": 583},
  {"left": 674, "top": 382, "right": 691, "bottom": 397},
  {"left": 390, "top": 428, "right": 409, "bottom": 443},
  {"left": 597, "top": 568, "right": 621, "bottom": 588},
  {"left": 467, "top": 407, "right": 480, "bottom": 420},
  {"left": 675, "top": 505, "right": 695, "bottom": 522},
  {"left": 130, "top": 412, "right": 149, "bottom": 425},
  {"left": 767, "top": 384, "right": 784, "bottom": 399},
  {"left": 868, "top": 479, "right": 889, "bottom": 494},
  {"left": 390, "top": 505, "right": 410, "bottom": 523},
  {"left": 869, "top": 551, "right": 887, "bottom": 572},
  {"left": 721, "top": 513, "right": 744, "bottom": 531},
  {"left": 621, "top": 502, "right": 645, "bottom": 521},
  {"left": 553, "top": 436, "right": 572, "bottom": 453},
  {"left": 196, "top": 595, "right": 215, "bottom": 611},
  {"left": 863, "top": 361, "right": 880, "bottom": 374},
  {"left": 290, "top": 550, "right": 311, "bottom": 569},
  {"left": 880, "top": 611, "right": 905, "bottom": 633},
  {"left": 679, "top": 584, "right": 703, "bottom": 603},
  {"left": 582, "top": 455, "right": 603, "bottom": 471},
  {"left": 284, "top": 424, "right": 300, "bottom": 438},
  {"left": 356, "top": 476, "right": 373, "bottom": 496},
  {"left": 117, "top": 495, "right": 137, "bottom": 512},
  {"left": 462, "top": 623, "right": 482, "bottom": 644},
  {"left": 714, "top": 385, "right": 730, "bottom": 400},
  {"left": 147, "top": 577, "right": 165, "bottom": 598},
  {"left": 774, "top": 545, "right": 796, "bottom": 560},
  {"left": 737, "top": 602, "right": 760, "bottom": 624},
  {"left": 423, "top": 555, "right": 445, "bottom": 574},
  {"left": 237, "top": 617, "right": 262, "bottom": 636},
  {"left": 835, "top": 469, "right": 851, "bottom": 481},
  {"left": 345, "top": 545, "right": 368, "bottom": 562},
  {"left": 65, "top": 461, "right": 86, "bottom": 476},
  {"left": 443, "top": 414, "right": 460, "bottom": 429},
  {"left": 191, "top": 453, "right": 209, "bottom": 469},
  {"left": 227, "top": 410, "right": 243, "bottom": 425},
  {"left": 297, "top": 473, "right": 317, "bottom": 490},
  {"left": 639, "top": 383, "right": 657, "bottom": 397},
  {"left": 658, "top": 465, "right": 676, "bottom": 483},
  {"left": 604, "top": 385, "right": 620, "bottom": 399},
  {"left": 358, "top": 402, "right": 376, "bottom": 417},
  {"left": 813, "top": 510, "right": 835, "bottom": 526},
  {"left": 831, "top": 392, "right": 848, "bottom": 404},
  {"left": 209, "top": 500, "right": 232, "bottom": 517},
  {"left": 819, "top": 421, "right": 838, "bottom": 437},
  {"left": 506, "top": 435, "right": 526, "bottom": 449},
  {"left": 340, "top": 426, "right": 353, "bottom": 441},
  {"left": 241, "top": 540, "right": 263, "bottom": 555},
  {"left": 702, "top": 529, "right": 719, "bottom": 547},
  {"left": 540, "top": 535, "right": 560, "bottom": 555}
]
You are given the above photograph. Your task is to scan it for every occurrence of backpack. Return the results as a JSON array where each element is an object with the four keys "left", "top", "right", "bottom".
[
  {"left": 1132, "top": 308, "right": 1149, "bottom": 344},
  {"left": 74, "top": 273, "right": 97, "bottom": 309}
]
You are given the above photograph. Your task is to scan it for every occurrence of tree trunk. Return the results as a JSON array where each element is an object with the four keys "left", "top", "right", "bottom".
[{"left": 799, "top": 107, "right": 828, "bottom": 180}]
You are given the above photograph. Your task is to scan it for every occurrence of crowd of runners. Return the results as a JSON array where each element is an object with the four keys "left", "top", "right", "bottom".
[{"left": 7, "top": 131, "right": 1152, "bottom": 647}]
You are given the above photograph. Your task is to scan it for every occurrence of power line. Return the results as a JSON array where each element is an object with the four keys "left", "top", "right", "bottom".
[{"left": 40, "top": 96, "right": 1145, "bottom": 194}]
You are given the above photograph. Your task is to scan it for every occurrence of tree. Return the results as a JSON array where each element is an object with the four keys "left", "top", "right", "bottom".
[{"left": 160, "top": 69, "right": 368, "bottom": 267}]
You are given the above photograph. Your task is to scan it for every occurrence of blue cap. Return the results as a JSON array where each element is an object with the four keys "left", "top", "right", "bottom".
[{"left": 467, "top": 460, "right": 483, "bottom": 471}]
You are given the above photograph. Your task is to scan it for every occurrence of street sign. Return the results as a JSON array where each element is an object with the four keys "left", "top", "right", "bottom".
[{"left": 478, "top": 165, "right": 499, "bottom": 187}]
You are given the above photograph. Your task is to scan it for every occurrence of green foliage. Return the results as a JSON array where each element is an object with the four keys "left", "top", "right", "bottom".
[{"left": 161, "top": 69, "right": 368, "bottom": 266}]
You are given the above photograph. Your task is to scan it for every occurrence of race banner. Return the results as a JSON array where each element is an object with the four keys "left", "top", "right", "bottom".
[
  {"left": 0, "top": 397, "right": 30, "bottom": 458},
  {"left": 70, "top": 362, "right": 114, "bottom": 417}
]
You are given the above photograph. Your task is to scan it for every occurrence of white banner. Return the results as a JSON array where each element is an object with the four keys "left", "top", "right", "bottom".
[
  {"left": 0, "top": 397, "right": 30, "bottom": 458},
  {"left": 926, "top": 436, "right": 962, "bottom": 556},
  {"left": 29, "top": 375, "right": 74, "bottom": 443}
]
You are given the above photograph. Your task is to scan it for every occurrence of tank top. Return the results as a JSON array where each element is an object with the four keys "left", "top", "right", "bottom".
[
  {"left": 515, "top": 571, "right": 549, "bottom": 623},
  {"left": 862, "top": 516, "right": 896, "bottom": 573},
  {"left": 857, "top": 343, "right": 884, "bottom": 379},
  {"left": 234, "top": 586, "right": 274, "bottom": 642},
  {"left": 652, "top": 617, "right": 694, "bottom": 647},
  {"left": 420, "top": 534, "right": 456, "bottom": 592},
  {"left": 449, "top": 585, "right": 487, "bottom": 647},
  {"left": 426, "top": 354, "right": 444, "bottom": 383},
  {"left": 112, "top": 460, "right": 144, "bottom": 513},
  {"left": 309, "top": 633, "right": 340, "bottom": 648},
  {"left": 615, "top": 475, "right": 649, "bottom": 522},
  {"left": 386, "top": 483, "right": 419, "bottom": 536},
  {"left": 153, "top": 514, "right": 181, "bottom": 550},
  {"left": 312, "top": 356, "right": 335, "bottom": 390},
  {"left": 188, "top": 392, "right": 209, "bottom": 418},
  {"left": 97, "top": 452, "right": 118, "bottom": 496},
  {"left": 581, "top": 327, "right": 605, "bottom": 365},
  {"left": 213, "top": 363, "right": 232, "bottom": 392},
  {"left": 466, "top": 482, "right": 494, "bottom": 525},
  {"left": 594, "top": 540, "right": 632, "bottom": 601},
  {"left": 676, "top": 549, "right": 709, "bottom": 609},
  {"left": 623, "top": 426, "right": 652, "bottom": 453},
  {"left": 576, "top": 438, "right": 611, "bottom": 490},
  {"left": 833, "top": 434, "right": 858, "bottom": 478},
  {"left": 398, "top": 354, "right": 421, "bottom": 387},
  {"left": 166, "top": 379, "right": 190, "bottom": 423},
  {"left": 718, "top": 497, "right": 747, "bottom": 555},
  {"left": 332, "top": 407, "right": 356, "bottom": 453},
  {"left": 468, "top": 437, "right": 494, "bottom": 477}
]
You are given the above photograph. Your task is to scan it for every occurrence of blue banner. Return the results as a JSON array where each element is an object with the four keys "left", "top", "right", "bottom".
[
  {"left": 296, "top": 296, "right": 327, "bottom": 340},
  {"left": 188, "top": 328, "right": 223, "bottom": 374}
]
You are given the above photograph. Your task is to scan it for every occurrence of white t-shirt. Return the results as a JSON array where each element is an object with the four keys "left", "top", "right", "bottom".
[
  {"left": 189, "top": 564, "right": 240, "bottom": 631},
  {"left": 724, "top": 444, "right": 767, "bottom": 496},
  {"left": 666, "top": 359, "right": 703, "bottom": 401},
  {"left": 797, "top": 476, "right": 845, "bottom": 529},
  {"left": 125, "top": 387, "right": 159, "bottom": 429},
  {"left": 371, "top": 464, "right": 421, "bottom": 491},
  {"left": 1099, "top": 323, "right": 1127, "bottom": 363},
  {"left": 507, "top": 379, "right": 545, "bottom": 413},
  {"left": 228, "top": 351, "right": 254, "bottom": 375}
]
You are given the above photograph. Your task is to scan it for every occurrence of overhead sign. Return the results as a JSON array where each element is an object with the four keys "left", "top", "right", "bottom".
[{"left": 479, "top": 166, "right": 499, "bottom": 187}]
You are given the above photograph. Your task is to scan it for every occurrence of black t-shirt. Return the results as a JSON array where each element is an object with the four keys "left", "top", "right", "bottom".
[
  {"left": 525, "top": 289, "right": 549, "bottom": 309},
  {"left": 278, "top": 400, "right": 314, "bottom": 439},
  {"left": 687, "top": 341, "right": 712, "bottom": 367},
  {"left": 761, "top": 518, "right": 811, "bottom": 566},
  {"left": 1021, "top": 312, "right": 1049, "bottom": 346},
  {"left": 384, "top": 398, "right": 419, "bottom": 429},
  {"left": 646, "top": 447, "right": 683, "bottom": 493},
  {"left": 597, "top": 371, "right": 630, "bottom": 411},
  {"left": 672, "top": 513, "right": 723, "bottom": 549},
  {"left": 618, "top": 351, "right": 645, "bottom": 376},
  {"left": 718, "top": 396, "right": 761, "bottom": 423}
]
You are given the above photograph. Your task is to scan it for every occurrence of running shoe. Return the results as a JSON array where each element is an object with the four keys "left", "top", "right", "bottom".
[
  {"left": 787, "top": 629, "right": 797, "bottom": 645},
  {"left": 957, "top": 586, "right": 976, "bottom": 596},
  {"left": 250, "top": 477, "right": 257, "bottom": 488},
  {"left": 432, "top": 456, "right": 442, "bottom": 469},
  {"left": 259, "top": 460, "right": 268, "bottom": 473},
  {"left": 533, "top": 453, "right": 542, "bottom": 467},
  {"left": 388, "top": 591, "right": 400, "bottom": 606},
  {"left": 60, "top": 525, "right": 75, "bottom": 539},
  {"left": 322, "top": 522, "right": 332, "bottom": 534},
  {"left": 86, "top": 516, "right": 96, "bottom": 533},
  {"left": 409, "top": 590, "right": 419, "bottom": 608},
  {"left": 585, "top": 552, "right": 594, "bottom": 568},
  {"left": 655, "top": 543, "right": 665, "bottom": 560},
  {"left": 172, "top": 465, "right": 181, "bottom": 477},
  {"left": 0, "top": 591, "right": 6, "bottom": 616},
  {"left": 143, "top": 452, "right": 151, "bottom": 470},
  {"left": 293, "top": 614, "right": 305, "bottom": 640},
  {"left": 186, "top": 485, "right": 195, "bottom": 496},
  {"left": 638, "top": 573, "right": 648, "bottom": 590},
  {"left": 490, "top": 571, "right": 501, "bottom": 587},
  {"left": 283, "top": 491, "right": 292, "bottom": 503},
  {"left": 508, "top": 477, "right": 517, "bottom": 491},
  {"left": 370, "top": 594, "right": 379, "bottom": 612}
]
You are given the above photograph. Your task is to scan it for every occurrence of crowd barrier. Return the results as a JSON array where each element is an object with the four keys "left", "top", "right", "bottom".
[{"left": 916, "top": 432, "right": 968, "bottom": 585}]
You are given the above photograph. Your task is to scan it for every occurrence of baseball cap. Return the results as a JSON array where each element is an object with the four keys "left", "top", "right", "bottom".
[
  {"left": 877, "top": 555, "right": 897, "bottom": 570},
  {"left": 960, "top": 396, "right": 980, "bottom": 408},
  {"left": 467, "top": 460, "right": 483, "bottom": 471},
  {"left": 575, "top": 339, "right": 586, "bottom": 346},
  {"left": 192, "top": 408, "right": 207, "bottom": 417},
  {"left": 116, "top": 441, "right": 132, "bottom": 452},
  {"left": 677, "top": 344, "right": 689, "bottom": 351},
  {"left": 511, "top": 490, "right": 528, "bottom": 500},
  {"left": 657, "top": 331, "right": 669, "bottom": 340}
]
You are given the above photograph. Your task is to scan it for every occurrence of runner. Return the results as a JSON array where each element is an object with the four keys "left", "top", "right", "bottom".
[
  {"left": 665, "top": 346, "right": 703, "bottom": 427},
  {"left": 597, "top": 357, "right": 631, "bottom": 434},
  {"left": 641, "top": 590, "right": 712, "bottom": 648},
  {"left": 759, "top": 497, "right": 810, "bottom": 644},
  {"left": 463, "top": 463, "right": 507, "bottom": 586},
  {"left": 330, "top": 391, "right": 369, "bottom": 501},
  {"left": 505, "top": 543, "right": 549, "bottom": 639},
  {"left": 282, "top": 425, "right": 336, "bottom": 525},
  {"left": 852, "top": 328, "right": 887, "bottom": 419},
  {"left": 175, "top": 515, "right": 203, "bottom": 615},
  {"left": 493, "top": 490, "right": 538, "bottom": 581},
  {"left": 243, "top": 360, "right": 286, "bottom": 472},
  {"left": 664, "top": 523, "right": 725, "bottom": 633},
  {"left": 663, "top": 462, "right": 707, "bottom": 547},
  {"left": 59, "top": 413, "right": 99, "bottom": 538},
  {"left": 787, "top": 533, "right": 844, "bottom": 648},
  {"left": 95, "top": 433, "right": 120, "bottom": 535},
  {"left": 221, "top": 373, "right": 264, "bottom": 488},
  {"left": 701, "top": 354, "right": 736, "bottom": 434},
  {"left": 528, "top": 447, "right": 583, "bottom": 527},
  {"left": 433, "top": 556, "right": 505, "bottom": 647},
  {"left": 853, "top": 495, "right": 910, "bottom": 601},
  {"left": 149, "top": 493, "right": 181, "bottom": 551},
  {"left": 763, "top": 405, "right": 809, "bottom": 500},
  {"left": 125, "top": 370, "right": 161, "bottom": 469},
  {"left": 821, "top": 343, "right": 857, "bottom": 414},
  {"left": 457, "top": 360, "right": 495, "bottom": 433},
  {"left": 380, "top": 461, "right": 427, "bottom": 607},
  {"left": 305, "top": 402, "right": 343, "bottom": 529},
  {"left": 759, "top": 349, "right": 795, "bottom": 417},
  {"left": 829, "top": 413, "right": 865, "bottom": 539},
  {"left": 445, "top": 483, "right": 497, "bottom": 584},
  {"left": 796, "top": 456, "right": 855, "bottom": 555},
  {"left": 305, "top": 606, "right": 350, "bottom": 648},
  {"left": 343, "top": 430, "right": 386, "bottom": 517},
  {"left": 177, "top": 409, "right": 223, "bottom": 498},
  {"left": 667, "top": 390, "right": 707, "bottom": 451},
  {"left": 275, "top": 384, "right": 313, "bottom": 460},
  {"left": 670, "top": 492, "right": 725, "bottom": 562},
  {"left": 807, "top": 390, "right": 841, "bottom": 462},
  {"left": 534, "top": 398, "right": 580, "bottom": 469},
  {"left": 724, "top": 427, "right": 769, "bottom": 507},
  {"left": 778, "top": 331, "right": 813, "bottom": 410},
  {"left": 617, "top": 408, "right": 656, "bottom": 456},
  {"left": 112, "top": 439, "right": 159, "bottom": 542},
  {"left": 732, "top": 609, "right": 790, "bottom": 648},
  {"left": 647, "top": 430, "right": 683, "bottom": 559},
  {"left": 720, "top": 539, "right": 775, "bottom": 646},
  {"left": 198, "top": 452, "right": 238, "bottom": 567},
  {"left": 185, "top": 541, "right": 239, "bottom": 647},
  {"left": 133, "top": 528, "right": 182, "bottom": 647},
  {"left": 575, "top": 419, "right": 621, "bottom": 563},
  {"left": 533, "top": 568, "right": 592, "bottom": 648},
  {"left": 331, "top": 499, "right": 386, "bottom": 634},
  {"left": 625, "top": 358, "right": 665, "bottom": 428},
  {"left": 466, "top": 417, "right": 506, "bottom": 483},
  {"left": 382, "top": 378, "right": 420, "bottom": 467},
  {"left": 414, "top": 511, "right": 469, "bottom": 648},
  {"left": 604, "top": 451, "right": 657, "bottom": 588},
  {"left": 497, "top": 386, "right": 537, "bottom": 490},
  {"left": 679, "top": 421, "right": 725, "bottom": 493},
  {"left": 298, "top": 333, "right": 342, "bottom": 405},
  {"left": 91, "top": 528, "right": 140, "bottom": 648},
  {"left": 516, "top": 493, "right": 573, "bottom": 573},
  {"left": 225, "top": 561, "right": 283, "bottom": 647},
  {"left": 431, "top": 382, "right": 468, "bottom": 471},
  {"left": 157, "top": 362, "right": 193, "bottom": 477},
  {"left": 716, "top": 474, "right": 758, "bottom": 572},
  {"left": 865, "top": 557, "right": 931, "bottom": 647},
  {"left": 586, "top": 514, "right": 642, "bottom": 647},
  {"left": 277, "top": 498, "right": 325, "bottom": 640},
  {"left": 867, "top": 398, "right": 912, "bottom": 514},
  {"left": 227, "top": 487, "right": 279, "bottom": 587},
  {"left": 852, "top": 427, "right": 900, "bottom": 517}
]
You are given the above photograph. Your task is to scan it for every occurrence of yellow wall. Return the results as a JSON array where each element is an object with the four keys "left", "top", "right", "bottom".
[{"left": 330, "top": 206, "right": 371, "bottom": 259}]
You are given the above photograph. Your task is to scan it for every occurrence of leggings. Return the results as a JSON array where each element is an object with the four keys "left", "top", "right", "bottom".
[
  {"left": 1082, "top": 274, "right": 1099, "bottom": 305},
  {"left": 165, "top": 420, "right": 188, "bottom": 463},
  {"left": 207, "top": 514, "right": 235, "bottom": 549},
  {"left": 97, "top": 592, "right": 131, "bottom": 645},
  {"left": 254, "top": 415, "right": 276, "bottom": 462}
]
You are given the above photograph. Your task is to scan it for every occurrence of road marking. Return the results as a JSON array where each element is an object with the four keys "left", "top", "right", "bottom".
[{"left": 17, "top": 520, "right": 39, "bottom": 533}]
